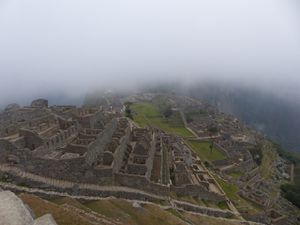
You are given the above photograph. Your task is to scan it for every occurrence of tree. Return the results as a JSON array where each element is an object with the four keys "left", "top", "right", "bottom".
[
  {"left": 163, "top": 107, "right": 173, "bottom": 118},
  {"left": 208, "top": 126, "right": 219, "bottom": 134},
  {"left": 209, "top": 142, "right": 214, "bottom": 154},
  {"left": 124, "top": 102, "right": 133, "bottom": 120},
  {"left": 185, "top": 114, "right": 193, "bottom": 123},
  {"left": 207, "top": 126, "right": 219, "bottom": 154}
]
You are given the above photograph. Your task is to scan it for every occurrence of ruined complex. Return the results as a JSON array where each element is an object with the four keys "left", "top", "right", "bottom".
[{"left": 0, "top": 94, "right": 299, "bottom": 225}]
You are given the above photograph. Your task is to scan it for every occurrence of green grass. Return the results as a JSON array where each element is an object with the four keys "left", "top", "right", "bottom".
[
  {"left": 218, "top": 201, "right": 230, "bottom": 210},
  {"left": 185, "top": 110, "right": 209, "bottom": 123},
  {"left": 212, "top": 175, "right": 263, "bottom": 214},
  {"left": 131, "top": 102, "right": 194, "bottom": 138},
  {"left": 259, "top": 141, "right": 278, "bottom": 179},
  {"left": 294, "top": 164, "right": 300, "bottom": 184},
  {"left": 166, "top": 208, "right": 186, "bottom": 221},
  {"left": 22, "top": 193, "right": 241, "bottom": 225},
  {"left": 187, "top": 140, "right": 227, "bottom": 161},
  {"left": 177, "top": 195, "right": 229, "bottom": 210},
  {"left": 213, "top": 175, "right": 239, "bottom": 201},
  {"left": 228, "top": 171, "right": 244, "bottom": 178}
]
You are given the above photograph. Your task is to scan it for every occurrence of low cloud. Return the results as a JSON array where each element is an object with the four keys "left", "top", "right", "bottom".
[{"left": 0, "top": 0, "right": 299, "bottom": 106}]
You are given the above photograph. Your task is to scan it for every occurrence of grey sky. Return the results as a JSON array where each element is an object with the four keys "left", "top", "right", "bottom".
[{"left": 0, "top": 0, "right": 300, "bottom": 105}]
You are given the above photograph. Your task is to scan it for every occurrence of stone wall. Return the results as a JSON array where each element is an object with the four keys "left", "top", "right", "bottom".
[
  {"left": 145, "top": 133, "right": 156, "bottom": 179},
  {"left": 0, "top": 124, "right": 18, "bottom": 137},
  {"left": 172, "top": 184, "right": 226, "bottom": 203},
  {"left": 127, "top": 164, "right": 147, "bottom": 175},
  {"left": 173, "top": 200, "right": 234, "bottom": 218},
  {"left": 89, "top": 111, "right": 106, "bottom": 129},
  {"left": 224, "top": 159, "right": 255, "bottom": 174},
  {"left": 0, "top": 182, "right": 165, "bottom": 203},
  {"left": 1, "top": 159, "right": 112, "bottom": 185},
  {"left": 63, "top": 144, "right": 88, "bottom": 155},
  {"left": 85, "top": 119, "right": 117, "bottom": 166},
  {"left": 0, "top": 140, "right": 18, "bottom": 164},
  {"left": 19, "top": 129, "right": 43, "bottom": 150},
  {"left": 114, "top": 173, "right": 170, "bottom": 196},
  {"left": 214, "top": 143, "right": 229, "bottom": 157},
  {"left": 43, "top": 124, "right": 79, "bottom": 150},
  {"left": 78, "top": 110, "right": 105, "bottom": 129},
  {"left": 112, "top": 127, "right": 131, "bottom": 173},
  {"left": 27, "top": 114, "right": 56, "bottom": 129},
  {"left": 31, "top": 99, "right": 48, "bottom": 108},
  {"left": 212, "top": 159, "right": 232, "bottom": 167},
  {"left": 12, "top": 137, "right": 25, "bottom": 149},
  {"left": 23, "top": 158, "right": 111, "bottom": 184},
  {"left": 0, "top": 139, "right": 17, "bottom": 151}
]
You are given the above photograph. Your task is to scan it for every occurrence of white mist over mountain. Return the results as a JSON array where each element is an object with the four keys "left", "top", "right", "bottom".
[{"left": 0, "top": 0, "right": 299, "bottom": 106}]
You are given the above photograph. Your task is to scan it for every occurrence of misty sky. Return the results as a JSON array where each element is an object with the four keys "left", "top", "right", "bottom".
[{"left": 0, "top": 0, "right": 300, "bottom": 106}]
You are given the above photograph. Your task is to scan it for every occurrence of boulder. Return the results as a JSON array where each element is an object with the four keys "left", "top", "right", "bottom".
[
  {"left": 0, "top": 191, "right": 58, "bottom": 225},
  {"left": 0, "top": 191, "right": 34, "bottom": 225},
  {"left": 33, "top": 214, "right": 58, "bottom": 225}
]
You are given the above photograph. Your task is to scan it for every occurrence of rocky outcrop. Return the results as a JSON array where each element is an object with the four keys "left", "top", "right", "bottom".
[
  {"left": 0, "top": 190, "right": 57, "bottom": 225},
  {"left": 33, "top": 214, "right": 57, "bottom": 225}
]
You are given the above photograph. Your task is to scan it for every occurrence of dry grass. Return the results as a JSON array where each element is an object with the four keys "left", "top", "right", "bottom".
[
  {"left": 20, "top": 194, "right": 249, "bottom": 225},
  {"left": 181, "top": 212, "right": 247, "bottom": 225},
  {"left": 84, "top": 199, "right": 186, "bottom": 225},
  {"left": 259, "top": 141, "right": 278, "bottom": 179},
  {"left": 19, "top": 194, "right": 95, "bottom": 225}
]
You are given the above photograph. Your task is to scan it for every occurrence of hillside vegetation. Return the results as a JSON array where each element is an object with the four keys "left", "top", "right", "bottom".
[
  {"left": 20, "top": 194, "right": 246, "bottom": 225},
  {"left": 277, "top": 146, "right": 300, "bottom": 208},
  {"left": 186, "top": 140, "right": 227, "bottom": 161},
  {"left": 130, "top": 102, "right": 194, "bottom": 138}
]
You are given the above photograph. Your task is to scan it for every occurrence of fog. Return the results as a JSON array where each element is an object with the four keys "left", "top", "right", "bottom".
[{"left": 0, "top": 0, "right": 300, "bottom": 106}]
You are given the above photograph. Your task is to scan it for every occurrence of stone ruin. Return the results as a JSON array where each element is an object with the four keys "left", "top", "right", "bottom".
[
  {"left": 0, "top": 98, "right": 227, "bottom": 206},
  {"left": 30, "top": 99, "right": 48, "bottom": 108}
]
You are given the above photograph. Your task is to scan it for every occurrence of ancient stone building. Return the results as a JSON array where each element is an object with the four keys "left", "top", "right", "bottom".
[
  {"left": 0, "top": 98, "right": 228, "bottom": 211},
  {"left": 30, "top": 98, "right": 48, "bottom": 108}
]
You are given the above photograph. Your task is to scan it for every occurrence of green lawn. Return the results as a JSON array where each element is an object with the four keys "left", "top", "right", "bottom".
[
  {"left": 212, "top": 175, "right": 263, "bottom": 214},
  {"left": 259, "top": 141, "right": 278, "bottom": 179},
  {"left": 217, "top": 201, "right": 230, "bottom": 210},
  {"left": 228, "top": 171, "right": 245, "bottom": 178},
  {"left": 130, "top": 102, "right": 194, "bottom": 138},
  {"left": 212, "top": 175, "right": 239, "bottom": 201},
  {"left": 187, "top": 140, "right": 227, "bottom": 161}
]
